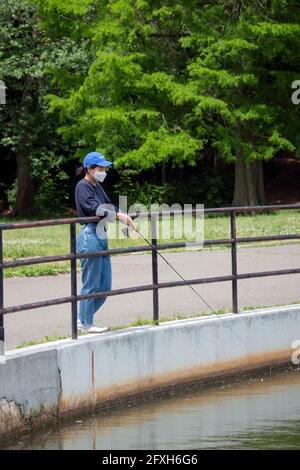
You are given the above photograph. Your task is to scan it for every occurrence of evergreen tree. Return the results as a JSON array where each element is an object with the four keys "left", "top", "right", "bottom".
[
  {"left": 33, "top": 0, "right": 300, "bottom": 206},
  {"left": 0, "top": 0, "right": 93, "bottom": 215}
]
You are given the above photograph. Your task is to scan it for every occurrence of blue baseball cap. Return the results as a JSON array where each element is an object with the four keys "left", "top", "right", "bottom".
[{"left": 83, "top": 151, "right": 112, "bottom": 168}]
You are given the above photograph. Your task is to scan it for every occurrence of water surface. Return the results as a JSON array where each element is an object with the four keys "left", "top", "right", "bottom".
[{"left": 7, "top": 367, "right": 300, "bottom": 450}]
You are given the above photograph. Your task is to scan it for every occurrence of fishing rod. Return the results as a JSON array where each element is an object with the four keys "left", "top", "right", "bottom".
[{"left": 122, "top": 223, "right": 246, "bottom": 345}]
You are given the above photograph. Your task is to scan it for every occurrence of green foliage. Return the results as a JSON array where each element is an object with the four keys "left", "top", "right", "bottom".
[
  {"left": 111, "top": 161, "right": 234, "bottom": 209},
  {"left": 0, "top": 0, "right": 94, "bottom": 215},
  {"left": 30, "top": 151, "right": 70, "bottom": 213},
  {"left": 40, "top": 0, "right": 300, "bottom": 179},
  {"left": 7, "top": 180, "right": 17, "bottom": 211},
  {"left": 17, "top": 334, "right": 69, "bottom": 348},
  {"left": 1, "top": 0, "right": 300, "bottom": 214},
  {"left": 112, "top": 170, "right": 171, "bottom": 208},
  {"left": 40, "top": 0, "right": 206, "bottom": 168}
]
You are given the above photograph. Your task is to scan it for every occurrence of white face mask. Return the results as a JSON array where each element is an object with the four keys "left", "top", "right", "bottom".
[{"left": 93, "top": 170, "right": 107, "bottom": 182}]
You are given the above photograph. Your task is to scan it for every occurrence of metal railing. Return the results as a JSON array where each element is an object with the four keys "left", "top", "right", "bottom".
[{"left": 1, "top": 203, "right": 300, "bottom": 354}]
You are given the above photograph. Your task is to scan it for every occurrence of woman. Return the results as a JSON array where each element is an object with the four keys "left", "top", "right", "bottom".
[{"left": 75, "top": 151, "right": 135, "bottom": 333}]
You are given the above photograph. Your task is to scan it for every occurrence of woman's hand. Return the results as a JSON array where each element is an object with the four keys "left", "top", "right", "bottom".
[{"left": 117, "top": 212, "right": 136, "bottom": 230}]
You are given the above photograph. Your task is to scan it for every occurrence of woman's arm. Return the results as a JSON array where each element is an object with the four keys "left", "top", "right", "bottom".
[
  {"left": 116, "top": 211, "right": 136, "bottom": 229},
  {"left": 99, "top": 184, "right": 136, "bottom": 228}
]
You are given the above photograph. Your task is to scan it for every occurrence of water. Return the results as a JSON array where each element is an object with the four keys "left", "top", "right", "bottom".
[{"left": 6, "top": 367, "right": 300, "bottom": 450}]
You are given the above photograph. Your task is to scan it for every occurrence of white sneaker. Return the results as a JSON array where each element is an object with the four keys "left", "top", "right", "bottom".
[
  {"left": 85, "top": 325, "right": 109, "bottom": 334},
  {"left": 77, "top": 320, "right": 86, "bottom": 333}
]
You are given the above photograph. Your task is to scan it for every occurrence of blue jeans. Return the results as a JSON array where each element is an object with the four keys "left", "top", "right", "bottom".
[{"left": 76, "top": 223, "right": 112, "bottom": 326}]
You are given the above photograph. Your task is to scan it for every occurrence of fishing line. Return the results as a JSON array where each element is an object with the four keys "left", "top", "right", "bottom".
[{"left": 123, "top": 224, "right": 246, "bottom": 345}]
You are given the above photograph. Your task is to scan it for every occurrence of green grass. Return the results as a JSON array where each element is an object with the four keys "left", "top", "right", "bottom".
[
  {"left": 15, "top": 299, "right": 300, "bottom": 349},
  {"left": 16, "top": 332, "right": 88, "bottom": 349},
  {"left": 16, "top": 335, "right": 69, "bottom": 348},
  {"left": 1, "top": 209, "right": 300, "bottom": 277},
  {"left": 14, "top": 308, "right": 228, "bottom": 348}
]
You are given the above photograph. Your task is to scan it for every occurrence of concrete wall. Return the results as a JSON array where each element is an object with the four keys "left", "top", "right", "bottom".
[{"left": 1, "top": 304, "right": 300, "bottom": 441}]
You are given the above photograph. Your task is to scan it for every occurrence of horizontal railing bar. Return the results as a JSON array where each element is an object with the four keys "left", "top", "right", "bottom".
[
  {"left": 0, "top": 276, "right": 234, "bottom": 315},
  {"left": 0, "top": 286, "right": 158, "bottom": 315},
  {"left": 0, "top": 241, "right": 218, "bottom": 269},
  {"left": 203, "top": 203, "right": 300, "bottom": 214},
  {"left": 0, "top": 296, "right": 74, "bottom": 315},
  {"left": 2, "top": 239, "right": 233, "bottom": 269},
  {"left": 3, "top": 254, "right": 75, "bottom": 268},
  {"left": 0, "top": 217, "right": 101, "bottom": 230},
  {"left": 135, "top": 204, "right": 300, "bottom": 219},
  {"left": 236, "top": 234, "right": 300, "bottom": 243},
  {"left": 2, "top": 245, "right": 153, "bottom": 268},
  {"left": 1, "top": 204, "right": 300, "bottom": 230},
  {"left": 2, "top": 233, "right": 300, "bottom": 269},
  {"left": 2, "top": 267, "right": 300, "bottom": 315},
  {"left": 237, "top": 268, "right": 300, "bottom": 279},
  {"left": 78, "top": 275, "right": 234, "bottom": 302}
]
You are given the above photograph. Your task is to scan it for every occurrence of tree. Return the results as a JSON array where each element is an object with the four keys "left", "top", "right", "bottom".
[
  {"left": 39, "top": 0, "right": 300, "bottom": 207},
  {"left": 0, "top": 0, "right": 94, "bottom": 215},
  {"left": 0, "top": 0, "right": 42, "bottom": 215},
  {"left": 184, "top": 0, "right": 300, "bottom": 206},
  {"left": 42, "top": 0, "right": 205, "bottom": 170}
]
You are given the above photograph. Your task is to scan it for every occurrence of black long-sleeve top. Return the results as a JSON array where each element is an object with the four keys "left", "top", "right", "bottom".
[{"left": 75, "top": 178, "right": 119, "bottom": 225}]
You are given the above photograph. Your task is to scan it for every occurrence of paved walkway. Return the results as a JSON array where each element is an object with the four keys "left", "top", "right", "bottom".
[{"left": 3, "top": 243, "right": 300, "bottom": 350}]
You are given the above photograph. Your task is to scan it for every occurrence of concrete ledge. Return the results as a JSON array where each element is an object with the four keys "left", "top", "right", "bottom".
[{"left": 1, "top": 304, "right": 300, "bottom": 442}]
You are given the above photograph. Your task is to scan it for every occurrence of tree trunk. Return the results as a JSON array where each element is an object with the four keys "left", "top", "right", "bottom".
[
  {"left": 232, "top": 151, "right": 266, "bottom": 207},
  {"left": 13, "top": 76, "right": 36, "bottom": 216},
  {"left": 13, "top": 153, "right": 35, "bottom": 216},
  {"left": 161, "top": 162, "right": 166, "bottom": 185},
  {"left": 213, "top": 151, "right": 228, "bottom": 176}
]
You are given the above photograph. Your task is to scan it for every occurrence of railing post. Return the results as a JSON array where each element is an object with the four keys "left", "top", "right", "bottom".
[
  {"left": 70, "top": 223, "right": 78, "bottom": 339},
  {"left": 0, "top": 228, "right": 4, "bottom": 359},
  {"left": 151, "top": 215, "right": 159, "bottom": 324},
  {"left": 231, "top": 211, "right": 238, "bottom": 313}
]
